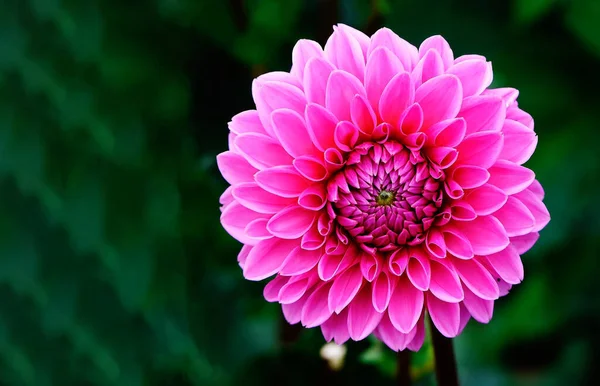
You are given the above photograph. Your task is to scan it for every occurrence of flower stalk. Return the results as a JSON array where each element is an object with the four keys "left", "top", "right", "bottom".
[{"left": 429, "top": 317, "right": 459, "bottom": 386}]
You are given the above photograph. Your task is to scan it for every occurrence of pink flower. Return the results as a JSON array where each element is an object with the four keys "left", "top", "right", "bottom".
[{"left": 217, "top": 25, "right": 550, "bottom": 351}]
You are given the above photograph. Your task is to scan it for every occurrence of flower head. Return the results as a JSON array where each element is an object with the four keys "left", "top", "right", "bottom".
[{"left": 218, "top": 25, "right": 550, "bottom": 351}]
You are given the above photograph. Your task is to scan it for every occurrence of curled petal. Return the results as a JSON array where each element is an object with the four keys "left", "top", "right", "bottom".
[
  {"left": 451, "top": 165, "right": 490, "bottom": 190},
  {"left": 267, "top": 205, "right": 317, "bottom": 239},
  {"left": 372, "top": 272, "right": 393, "bottom": 313},
  {"left": 334, "top": 121, "right": 360, "bottom": 152},
  {"left": 294, "top": 156, "right": 329, "bottom": 182},
  {"left": 425, "top": 118, "right": 466, "bottom": 147},
  {"left": 407, "top": 250, "right": 431, "bottom": 291},
  {"left": 298, "top": 184, "right": 327, "bottom": 211}
]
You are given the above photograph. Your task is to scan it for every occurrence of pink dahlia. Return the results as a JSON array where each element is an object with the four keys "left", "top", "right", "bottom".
[{"left": 218, "top": 24, "right": 550, "bottom": 351}]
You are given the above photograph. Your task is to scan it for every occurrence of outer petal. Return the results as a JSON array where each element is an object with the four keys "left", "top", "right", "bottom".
[
  {"left": 233, "top": 182, "right": 295, "bottom": 214},
  {"left": 221, "top": 201, "right": 269, "bottom": 245},
  {"left": 365, "top": 47, "right": 403, "bottom": 117},
  {"left": 255, "top": 166, "right": 311, "bottom": 198},
  {"left": 455, "top": 131, "right": 503, "bottom": 169},
  {"left": 326, "top": 70, "right": 367, "bottom": 122},
  {"left": 379, "top": 72, "right": 415, "bottom": 126},
  {"left": 419, "top": 35, "right": 454, "bottom": 69},
  {"left": 235, "top": 133, "right": 293, "bottom": 170},
  {"left": 462, "top": 286, "right": 494, "bottom": 323},
  {"left": 452, "top": 215, "right": 510, "bottom": 255},
  {"left": 427, "top": 293, "right": 461, "bottom": 338},
  {"left": 291, "top": 39, "right": 323, "bottom": 80},
  {"left": 253, "top": 80, "right": 306, "bottom": 136},
  {"left": 368, "top": 28, "right": 418, "bottom": 70},
  {"left": 324, "top": 26, "right": 366, "bottom": 81},
  {"left": 388, "top": 276, "right": 424, "bottom": 333},
  {"left": 485, "top": 244, "right": 524, "bottom": 284},
  {"left": 243, "top": 238, "right": 298, "bottom": 280},
  {"left": 267, "top": 205, "right": 317, "bottom": 239},
  {"left": 216, "top": 151, "right": 258, "bottom": 185},
  {"left": 328, "top": 264, "right": 363, "bottom": 313},
  {"left": 272, "top": 109, "right": 319, "bottom": 158},
  {"left": 488, "top": 160, "right": 536, "bottom": 195},
  {"left": 348, "top": 284, "right": 384, "bottom": 340},
  {"left": 459, "top": 95, "right": 506, "bottom": 135},
  {"left": 446, "top": 59, "right": 493, "bottom": 97},
  {"left": 415, "top": 75, "right": 463, "bottom": 130}
]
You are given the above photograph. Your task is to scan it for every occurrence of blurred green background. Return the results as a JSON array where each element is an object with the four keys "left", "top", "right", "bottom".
[{"left": 1, "top": 0, "right": 599, "bottom": 385}]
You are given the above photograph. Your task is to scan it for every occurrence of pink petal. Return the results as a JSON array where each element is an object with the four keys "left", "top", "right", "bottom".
[
  {"left": 301, "top": 282, "right": 334, "bottom": 327},
  {"left": 368, "top": 28, "right": 419, "bottom": 71},
  {"left": 415, "top": 74, "right": 462, "bottom": 130},
  {"left": 388, "top": 248, "right": 409, "bottom": 276},
  {"left": 326, "top": 70, "right": 367, "bottom": 122},
  {"left": 219, "top": 186, "right": 234, "bottom": 207},
  {"left": 388, "top": 276, "right": 424, "bottom": 333},
  {"left": 426, "top": 147, "right": 458, "bottom": 169},
  {"left": 429, "top": 258, "right": 464, "bottom": 302},
  {"left": 253, "top": 80, "right": 306, "bottom": 135},
  {"left": 443, "top": 227, "right": 474, "bottom": 259},
  {"left": 306, "top": 103, "right": 338, "bottom": 151},
  {"left": 462, "top": 286, "right": 494, "bottom": 323},
  {"left": 455, "top": 131, "right": 503, "bottom": 169},
  {"left": 398, "top": 103, "right": 424, "bottom": 135},
  {"left": 528, "top": 179, "right": 545, "bottom": 200},
  {"left": 235, "top": 133, "right": 293, "bottom": 170},
  {"left": 301, "top": 225, "right": 327, "bottom": 250},
  {"left": 453, "top": 258, "right": 499, "bottom": 300},
  {"left": 338, "top": 24, "right": 370, "bottom": 59},
  {"left": 267, "top": 205, "right": 317, "bottom": 239},
  {"left": 510, "top": 232, "right": 540, "bottom": 254},
  {"left": 279, "top": 275, "right": 312, "bottom": 304},
  {"left": 450, "top": 201, "right": 477, "bottom": 221},
  {"left": 427, "top": 293, "right": 460, "bottom": 338},
  {"left": 365, "top": 47, "right": 403, "bottom": 117},
  {"left": 515, "top": 189, "right": 550, "bottom": 232},
  {"left": 507, "top": 105, "right": 534, "bottom": 129},
  {"left": 282, "top": 295, "right": 307, "bottom": 324},
  {"left": 360, "top": 253, "right": 381, "bottom": 282},
  {"left": 351, "top": 94, "right": 377, "bottom": 136},
  {"left": 298, "top": 184, "right": 327, "bottom": 211},
  {"left": 221, "top": 201, "right": 268, "bottom": 245},
  {"left": 412, "top": 49, "right": 444, "bottom": 87},
  {"left": 458, "top": 303, "right": 471, "bottom": 334},
  {"left": 419, "top": 35, "right": 454, "bottom": 70},
  {"left": 294, "top": 156, "right": 329, "bottom": 182},
  {"left": 376, "top": 313, "right": 417, "bottom": 351},
  {"left": 454, "top": 54, "right": 486, "bottom": 64},
  {"left": 233, "top": 182, "right": 295, "bottom": 214},
  {"left": 406, "top": 316, "right": 426, "bottom": 351},
  {"left": 334, "top": 121, "right": 359, "bottom": 152},
  {"left": 453, "top": 215, "right": 510, "bottom": 255},
  {"left": 379, "top": 72, "right": 415, "bottom": 126},
  {"left": 425, "top": 118, "right": 466, "bottom": 147},
  {"left": 321, "top": 308, "right": 350, "bottom": 345},
  {"left": 291, "top": 39, "right": 324, "bottom": 80},
  {"left": 500, "top": 119, "right": 537, "bottom": 164},
  {"left": 486, "top": 244, "right": 523, "bottom": 285},
  {"left": 464, "top": 183, "right": 508, "bottom": 216},
  {"left": 243, "top": 238, "right": 298, "bottom": 280},
  {"left": 372, "top": 272, "right": 393, "bottom": 313},
  {"left": 484, "top": 87, "right": 519, "bottom": 107},
  {"left": 426, "top": 228, "right": 447, "bottom": 258},
  {"left": 318, "top": 246, "right": 357, "bottom": 281},
  {"left": 255, "top": 166, "right": 311, "bottom": 198},
  {"left": 493, "top": 196, "right": 536, "bottom": 237},
  {"left": 488, "top": 160, "right": 535, "bottom": 195},
  {"left": 272, "top": 108, "right": 319, "bottom": 158},
  {"left": 446, "top": 59, "right": 492, "bottom": 97},
  {"left": 407, "top": 251, "right": 431, "bottom": 291},
  {"left": 324, "top": 26, "right": 366, "bottom": 81},
  {"left": 459, "top": 95, "right": 506, "bottom": 135},
  {"left": 228, "top": 110, "right": 267, "bottom": 135},
  {"left": 304, "top": 57, "right": 336, "bottom": 106},
  {"left": 238, "top": 244, "right": 252, "bottom": 267},
  {"left": 451, "top": 165, "right": 490, "bottom": 190},
  {"left": 216, "top": 151, "right": 258, "bottom": 185},
  {"left": 280, "top": 246, "right": 323, "bottom": 276},
  {"left": 348, "top": 284, "right": 384, "bottom": 340},
  {"left": 263, "top": 275, "right": 290, "bottom": 302},
  {"left": 245, "top": 218, "right": 272, "bottom": 240},
  {"left": 328, "top": 264, "right": 363, "bottom": 313},
  {"left": 324, "top": 148, "right": 345, "bottom": 171}
]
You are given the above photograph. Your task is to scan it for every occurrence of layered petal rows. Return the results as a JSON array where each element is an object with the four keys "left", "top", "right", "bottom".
[{"left": 218, "top": 25, "right": 550, "bottom": 351}]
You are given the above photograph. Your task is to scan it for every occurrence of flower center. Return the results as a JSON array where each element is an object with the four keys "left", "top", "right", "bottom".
[
  {"left": 376, "top": 190, "right": 396, "bottom": 206},
  {"left": 328, "top": 141, "right": 445, "bottom": 254}
]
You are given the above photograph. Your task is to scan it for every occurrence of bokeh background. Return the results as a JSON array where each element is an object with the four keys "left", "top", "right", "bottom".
[{"left": 1, "top": 0, "right": 600, "bottom": 385}]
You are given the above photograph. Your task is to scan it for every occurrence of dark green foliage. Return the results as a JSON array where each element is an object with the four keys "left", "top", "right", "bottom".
[{"left": 1, "top": 0, "right": 600, "bottom": 385}]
